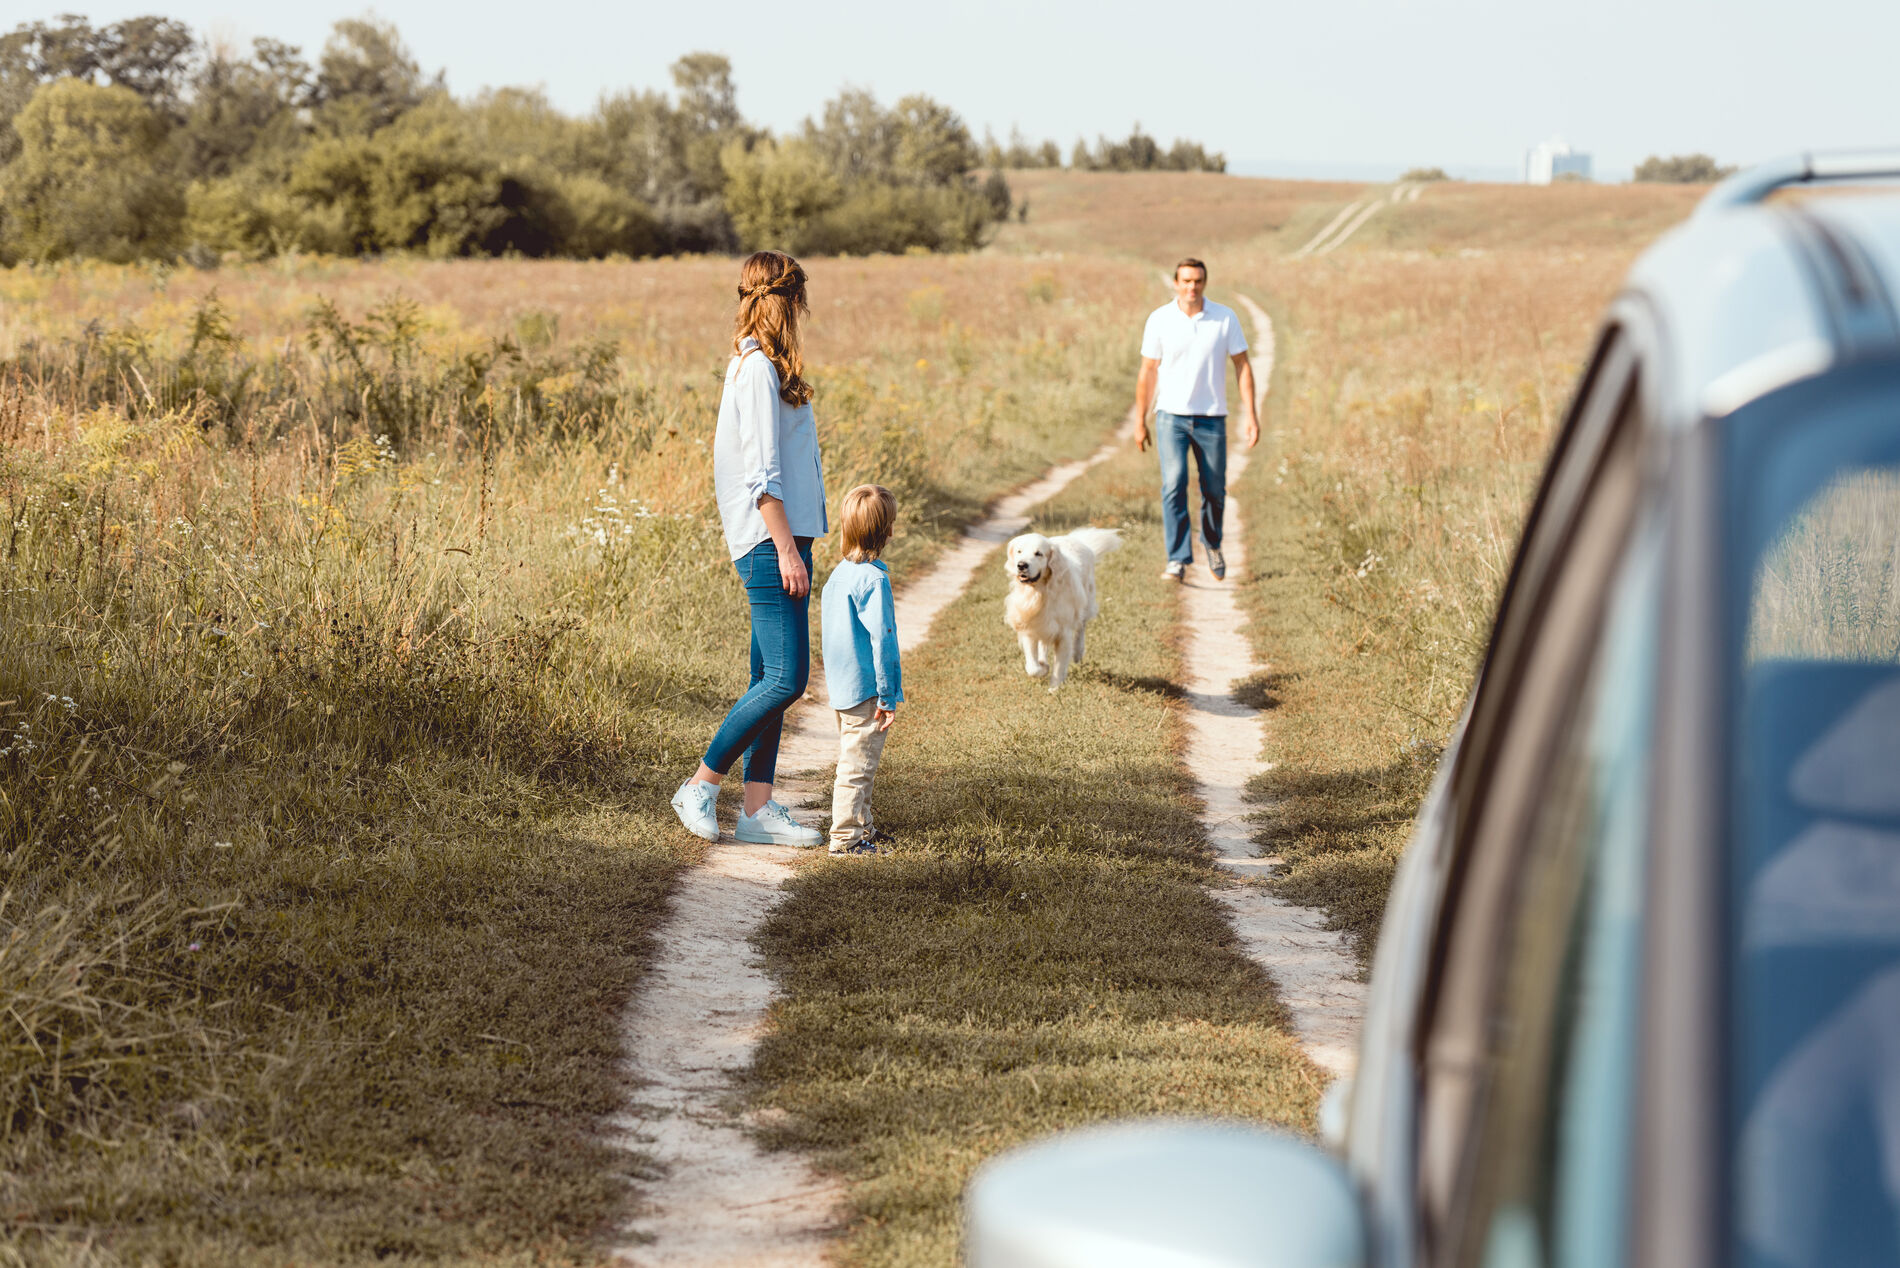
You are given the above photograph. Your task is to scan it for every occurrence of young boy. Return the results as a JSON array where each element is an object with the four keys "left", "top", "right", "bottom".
[{"left": 820, "top": 484, "right": 902, "bottom": 855}]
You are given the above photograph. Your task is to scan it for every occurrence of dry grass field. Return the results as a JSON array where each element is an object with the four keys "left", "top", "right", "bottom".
[
  {"left": 1, "top": 169, "right": 1704, "bottom": 1264},
  {"left": 0, "top": 250, "right": 1159, "bottom": 1264},
  {"left": 1220, "top": 187, "right": 1696, "bottom": 956},
  {"left": 992, "top": 169, "right": 1364, "bottom": 259},
  {"left": 1343, "top": 179, "right": 1701, "bottom": 251}
]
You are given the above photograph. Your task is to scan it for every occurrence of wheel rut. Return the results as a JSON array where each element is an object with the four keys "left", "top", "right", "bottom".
[{"left": 1187, "top": 295, "right": 1366, "bottom": 1079}]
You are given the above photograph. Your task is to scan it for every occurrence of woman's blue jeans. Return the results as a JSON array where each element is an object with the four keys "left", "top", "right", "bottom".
[
  {"left": 1157, "top": 411, "right": 1228, "bottom": 564},
  {"left": 702, "top": 537, "right": 813, "bottom": 785}
]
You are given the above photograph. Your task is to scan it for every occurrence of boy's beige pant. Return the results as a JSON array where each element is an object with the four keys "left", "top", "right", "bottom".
[{"left": 830, "top": 698, "right": 889, "bottom": 849}]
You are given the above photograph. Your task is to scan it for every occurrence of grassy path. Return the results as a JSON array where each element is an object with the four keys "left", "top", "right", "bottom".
[
  {"left": 747, "top": 428, "right": 1322, "bottom": 1266},
  {"left": 1187, "top": 296, "right": 1364, "bottom": 1077},
  {"left": 615, "top": 423, "right": 1139, "bottom": 1265}
]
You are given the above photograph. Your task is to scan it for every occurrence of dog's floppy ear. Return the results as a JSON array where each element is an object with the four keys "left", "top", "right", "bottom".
[{"left": 1041, "top": 545, "right": 1061, "bottom": 580}]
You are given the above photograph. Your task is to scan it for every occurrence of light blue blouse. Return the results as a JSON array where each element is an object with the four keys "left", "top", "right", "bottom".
[
  {"left": 821, "top": 559, "right": 904, "bottom": 710},
  {"left": 713, "top": 337, "right": 828, "bottom": 561}
]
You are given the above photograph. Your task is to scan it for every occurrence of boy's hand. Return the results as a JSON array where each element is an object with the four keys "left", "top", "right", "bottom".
[{"left": 875, "top": 704, "right": 897, "bottom": 731}]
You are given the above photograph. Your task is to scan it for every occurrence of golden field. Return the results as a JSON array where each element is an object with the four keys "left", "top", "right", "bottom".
[{"left": 0, "top": 171, "right": 1700, "bottom": 1264}]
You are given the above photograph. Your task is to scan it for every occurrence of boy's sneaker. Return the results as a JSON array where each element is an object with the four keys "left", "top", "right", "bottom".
[
  {"left": 670, "top": 779, "right": 720, "bottom": 842},
  {"left": 829, "top": 839, "right": 881, "bottom": 856},
  {"left": 1206, "top": 547, "right": 1227, "bottom": 580},
  {"left": 865, "top": 826, "right": 898, "bottom": 847},
  {"left": 735, "top": 800, "right": 823, "bottom": 847},
  {"left": 1162, "top": 561, "right": 1187, "bottom": 582}
]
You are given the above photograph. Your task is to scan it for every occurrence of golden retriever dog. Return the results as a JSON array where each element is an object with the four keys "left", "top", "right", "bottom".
[{"left": 1003, "top": 527, "right": 1122, "bottom": 691}]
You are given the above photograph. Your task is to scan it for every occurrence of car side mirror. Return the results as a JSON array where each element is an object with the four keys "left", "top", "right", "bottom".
[{"left": 965, "top": 1121, "right": 1367, "bottom": 1268}]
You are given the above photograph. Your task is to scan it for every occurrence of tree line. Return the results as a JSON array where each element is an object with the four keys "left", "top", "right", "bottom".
[
  {"left": 1632, "top": 153, "right": 1735, "bottom": 184},
  {"left": 0, "top": 14, "right": 1226, "bottom": 265}
]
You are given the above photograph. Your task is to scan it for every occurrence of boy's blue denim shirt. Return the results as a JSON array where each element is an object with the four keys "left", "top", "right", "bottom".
[{"left": 821, "top": 558, "right": 903, "bottom": 710}]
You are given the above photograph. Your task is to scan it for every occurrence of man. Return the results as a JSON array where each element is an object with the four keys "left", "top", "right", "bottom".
[{"left": 1134, "top": 258, "right": 1259, "bottom": 581}]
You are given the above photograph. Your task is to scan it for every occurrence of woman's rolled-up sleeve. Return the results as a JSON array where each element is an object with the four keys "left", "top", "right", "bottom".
[{"left": 736, "top": 357, "right": 784, "bottom": 506}]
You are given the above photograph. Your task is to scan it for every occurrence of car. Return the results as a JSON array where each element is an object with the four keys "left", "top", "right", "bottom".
[{"left": 964, "top": 151, "right": 1900, "bottom": 1268}]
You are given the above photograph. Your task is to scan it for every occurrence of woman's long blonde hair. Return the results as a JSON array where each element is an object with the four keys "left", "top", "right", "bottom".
[{"left": 733, "top": 250, "right": 813, "bottom": 407}]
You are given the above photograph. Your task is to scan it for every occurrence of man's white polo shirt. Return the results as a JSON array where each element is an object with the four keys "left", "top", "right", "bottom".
[{"left": 1140, "top": 299, "right": 1249, "bottom": 417}]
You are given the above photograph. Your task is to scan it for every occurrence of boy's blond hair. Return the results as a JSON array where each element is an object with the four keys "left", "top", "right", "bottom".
[{"left": 839, "top": 484, "right": 896, "bottom": 562}]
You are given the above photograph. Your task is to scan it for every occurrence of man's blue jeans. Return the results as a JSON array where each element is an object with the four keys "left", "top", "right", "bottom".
[
  {"left": 702, "top": 537, "right": 813, "bottom": 785},
  {"left": 1157, "top": 411, "right": 1227, "bottom": 565}
]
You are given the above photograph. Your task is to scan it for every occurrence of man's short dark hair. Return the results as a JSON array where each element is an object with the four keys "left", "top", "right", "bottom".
[{"left": 1174, "top": 257, "right": 1207, "bottom": 281}]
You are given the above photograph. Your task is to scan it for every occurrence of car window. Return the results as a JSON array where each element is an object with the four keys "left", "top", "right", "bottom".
[
  {"left": 1465, "top": 526, "right": 1661, "bottom": 1268},
  {"left": 1726, "top": 371, "right": 1900, "bottom": 1268},
  {"left": 1416, "top": 338, "right": 1646, "bottom": 1255}
]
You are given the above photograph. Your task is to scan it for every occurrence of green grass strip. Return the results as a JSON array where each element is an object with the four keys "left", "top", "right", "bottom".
[{"left": 750, "top": 446, "right": 1322, "bottom": 1267}]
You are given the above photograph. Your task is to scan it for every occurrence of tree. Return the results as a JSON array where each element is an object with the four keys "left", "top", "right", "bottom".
[
  {"left": 284, "top": 120, "right": 576, "bottom": 258},
  {"left": 801, "top": 183, "right": 994, "bottom": 255},
  {"left": 0, "top": 14, "right": 195, "bottom": 114},
  {"left": 891, "top": 95, "right": 978, "bottom": 186},
  {"left": 670, "top": 52, "right": 740, "bottom": 134},
  {"left": 1633, "top": 153, "right": 1733, "bottom": 184},
  {"left": 669, "top": 52, "right": 748, "bottom": 200},
  {"left": 178, "top": 35, "right": 311, "bottom": 181},
  {"left": 0, "top": 13, "right": 196, "bottom": 163},
  {"left": 981, "top": 169, "right": 1011, "bottom": 218},
  {"left": 591, "top": 88, "right": 689, "bottom": 205},
  {"left": 720, "top": 136, "right": 840, "bottom": 252},
  {"left": 552, "top": 173, "right": 660, "bottom": 257},
  {"left": 455, "top": 87, "right": 586, "bottom": 171},
  {"left": 1, "top": 77, "right": 183, "bottom": 261},
  {"left": 287, "top": 133, "right": 379, "bottom": 252},
  {"left": 314, "top": 16, "right": 433, "bottom": 136},
  {"left": 804, "top": 88, "right": 899, "bottom": 186}
]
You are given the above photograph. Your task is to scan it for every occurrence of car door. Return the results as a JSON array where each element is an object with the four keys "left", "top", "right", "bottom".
[{"left": 1407, "top": 315, "right": 1658, "bottom": 1267}]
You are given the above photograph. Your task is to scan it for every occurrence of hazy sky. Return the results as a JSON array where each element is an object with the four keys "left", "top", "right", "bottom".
[{"left": 65, "top": 0, "right": 1900, "bottom": 180}]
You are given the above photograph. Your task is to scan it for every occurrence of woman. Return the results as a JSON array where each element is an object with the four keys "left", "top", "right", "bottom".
[{"left": 670, "top": 251, "right": 827, "bottom": 847}]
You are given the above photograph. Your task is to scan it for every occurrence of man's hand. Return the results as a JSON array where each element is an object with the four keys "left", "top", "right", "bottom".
[
  {"left": 1242, "top": 414, "right": 1261, "bottom": 450},
  {"left": 875, "top": 703, "right": 897, "bottom": 731},
  {"left": 1133, "top": 357, "right": 1159, "bottom": 452}
]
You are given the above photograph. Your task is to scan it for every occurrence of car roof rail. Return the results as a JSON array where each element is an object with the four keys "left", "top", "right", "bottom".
[{"left": 1697, "top": 149, "right": 1900, "bottom": 218}]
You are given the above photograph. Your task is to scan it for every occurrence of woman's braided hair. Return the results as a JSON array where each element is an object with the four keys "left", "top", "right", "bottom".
[{"left": 732, "top": 250, "right": 814, "bottom": 407}]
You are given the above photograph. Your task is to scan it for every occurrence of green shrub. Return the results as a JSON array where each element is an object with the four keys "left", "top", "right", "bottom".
[
  {"left": 800, "top": 183, "right": 995, "bottom": 255},
  {"left": 0, "top": 78, "right": 184, "bottom": 262},
  {"left": 1633, "top": 153, "right": 1734, "bottom": 183},
  {"left": 285, "top": 123, "right": 575, "bottom": 257},
  {"left": 553, "top": 173, "right": 661, "bottom": 257},
  {"left": 720, "top": 136, "right": 841, "bottom": 251},
  {"left": 183, "top": 172, "right": 303, "bottom": 258}
]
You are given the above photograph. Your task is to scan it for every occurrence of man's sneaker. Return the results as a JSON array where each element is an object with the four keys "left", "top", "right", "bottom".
[
  {"left": 865, "top": 826, "right": 898, "bottom": 847},
  {"left": 829, "top": 839, "right": 881, "bottom": 856},
  {"left": 735, "top": 800, "right": 823, "bottom": 847},
  {"left": 1206, "top": 547, "right": 1227, "bottom": 580},
  {"left": 670, "top": 779, "right": 720, "bottom": 842},
  {"left": 1162, "top": 561, "right": 1187, "bottom": 582}
]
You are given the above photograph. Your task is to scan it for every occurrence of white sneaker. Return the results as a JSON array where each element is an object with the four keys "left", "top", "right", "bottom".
[
  {"left": 1206, "top": 547, "right": 1227, "bottom": 580},
  {"left": 670, "top": 778, "right": 720, "bottom": 842},
  {"left": 735, "top": 800, "right": 823, "bottom": 847},
  {"left": 1162, "top": 561, "right": 1187, "bottom": 581}
]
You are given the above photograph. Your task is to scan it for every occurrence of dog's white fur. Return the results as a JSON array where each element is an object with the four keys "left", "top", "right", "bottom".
[{"left": 1003, "top": 527, "right": 1122, "bottom": 692}]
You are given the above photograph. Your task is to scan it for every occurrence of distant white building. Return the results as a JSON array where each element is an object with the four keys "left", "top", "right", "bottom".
[{"left": 1525, "top": 137, "right": 1594, "bottom": 185}]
